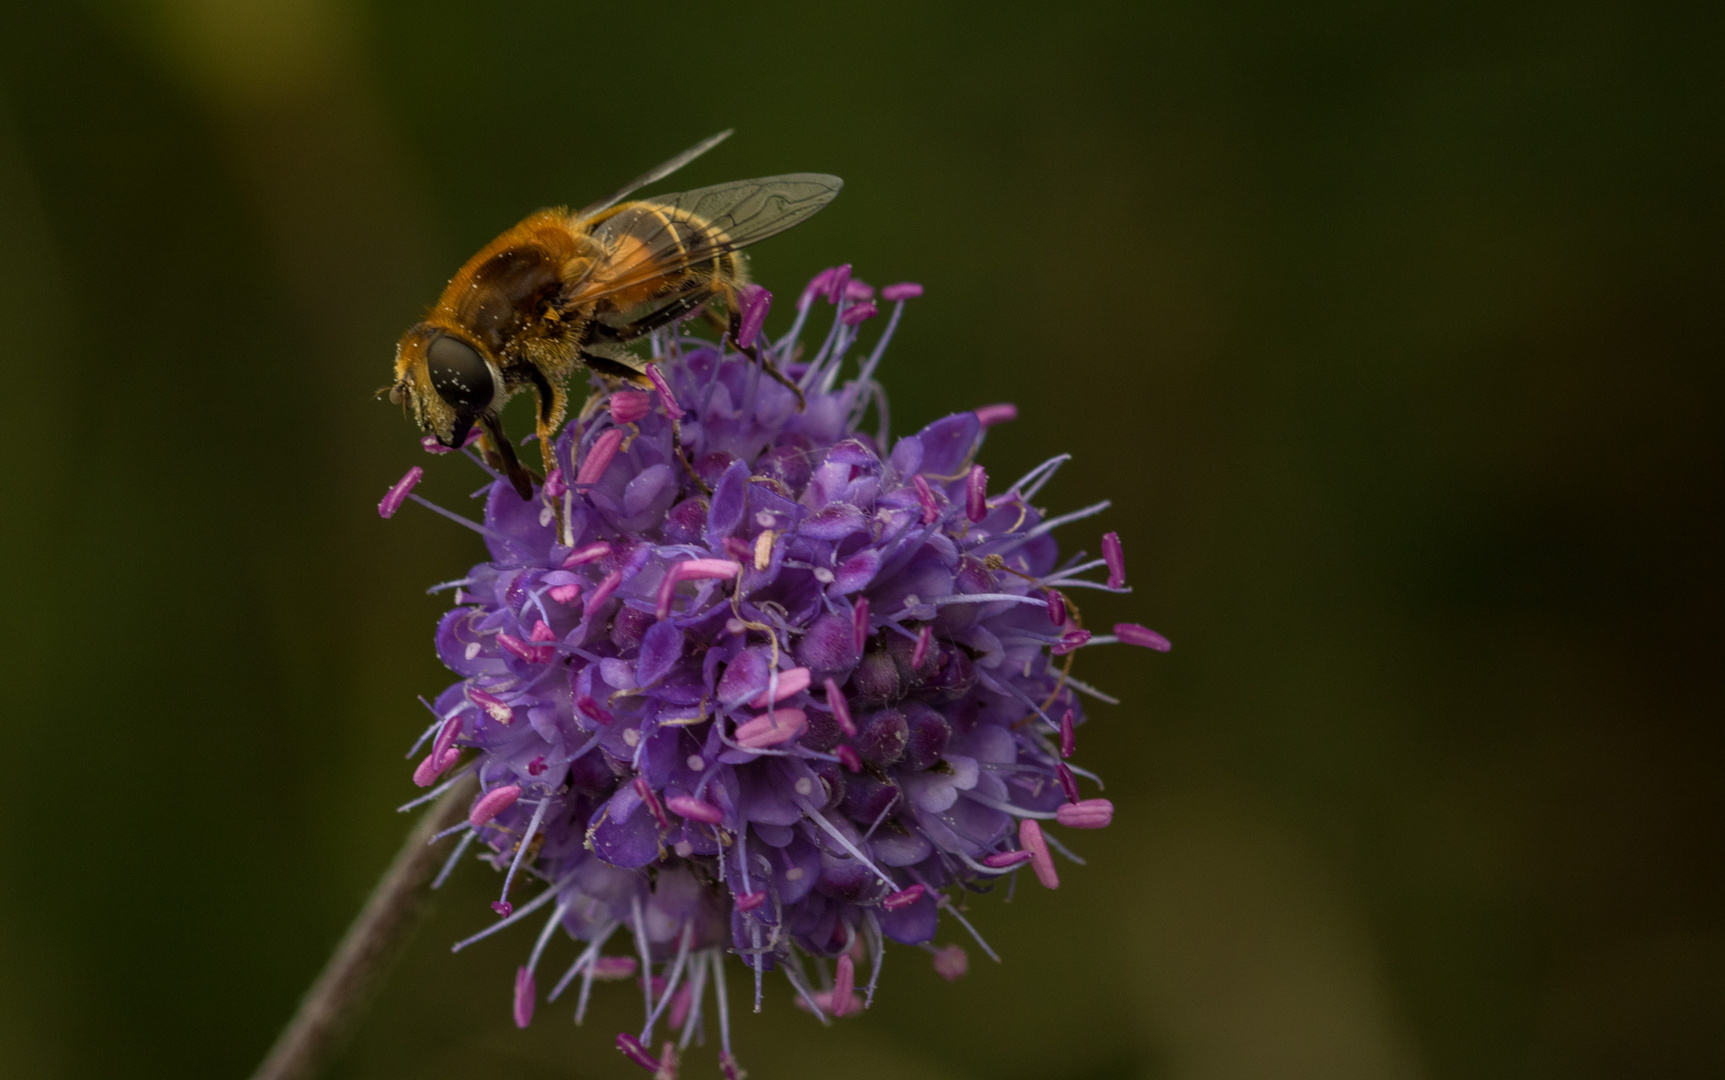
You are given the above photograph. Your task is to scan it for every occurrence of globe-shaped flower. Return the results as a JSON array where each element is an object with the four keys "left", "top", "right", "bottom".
[{"left": 381, "top": 269, "right": 1168, "bottom": 1077}]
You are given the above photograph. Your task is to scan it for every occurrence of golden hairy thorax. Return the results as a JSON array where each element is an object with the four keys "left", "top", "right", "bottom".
[
  {"left": 435, "top": 213, "right": 591, "bottom": 357},
  {"left": 387, "top": 130, "right": 841, "bottom": 501}
]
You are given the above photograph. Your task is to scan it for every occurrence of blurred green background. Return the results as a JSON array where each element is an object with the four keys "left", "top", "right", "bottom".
[{"left": 2, "top": 2, "right": 1721, "bottom": 1078}]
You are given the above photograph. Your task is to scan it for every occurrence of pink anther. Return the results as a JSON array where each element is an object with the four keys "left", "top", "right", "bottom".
[
  {"left": 1019, "top": 818, "right": 1059, "bottom": 889},
  {"left": 469, "top": 784, "right": 521, "bottom": 828},
  {"left": 911, "top": 624, "right": 932, "bottom": 670},
  {"left": 852, "top": 598, "right": 870, "bottom": 653},
  {"left": 839, "top": 300, "right": 878, "bottom": 326},
  {"left": 644, "top": 362, "right": 686, "bottom": 420},
  {"left": 1046, "top": 589, "right": 1067, "bottom": 627},
  {"left": 499, "top": 621, "right": 556, "bottom": 664},
  {"left": 1102, "top": 531, "right": 1125, "bottom": 590},
  {"left": 983, "top": 850, "right": 1034, "bottom": 869},
  {"left": 576, "top": 428, "right": 625, "bottom": 486},
  {"left": 467, "top": 687, "right": 514, "bottom": 724},
  {"left": 549, "top": 582, "right": 582, "bottom": 606},
  {"left": 610, "top": 390, "right": 651, "bottom": 424},
  {"left": 667, "top": 983, "right": 694, "bottom": 1030},
  {"left": 974, "top": 403, "right": 1018, "bottom": 428},
  {"left": 931, "top": 944, "right": 968, "bottom": 981},
  {"left": 575, "top": 695, "right": 614, "bottom": 726},
  {"left": 965, "top": 464, "right": 988, "bottom": 523},
  {"left": 377, "top": 466, "right": 423, "bottom": 519},
  {"left": 1057, "top": 762, "right": 1080, "bottom": 804},
  {"left": 911, "top": 474, "right": 940, "bottom": 524},
  {"left": 735, "top": 283, "right": 772, "bottom": 349},
  {"left": 795, "top": 989, "right": 863, "bottom": 1018},
  {"left": 1114, "top": 623, "right": 1171, "bottom": 651},
  {"left": 616, "top": 1032, "right": 660, "bottom": 1073},
  {"left": 881, "top": 282, "right": 924, "bottom": 302},
  {"left": 545, "top": 468, "right": 570, "bottom": 499},
  {"left": 676, "top": 557, "right": 746, "bottom": 579},
  {"left": 824, "top": 264, "right": 852, "bottom": 304},
  {"left": 561, "top": 541, "right": 612, "bottom": 568},
  {"left": 666, "top": 795, "right": 723, "bottom": 824},
  {"left": 1059, "top": 708, "right": 1076, "bottom": 758},
  {"left": 431, "top": 714, "right": 463, "bottom": 763},
  {"left": 831, "top": 953, "right": 857, "bottom": 1017},
  {"left": 1056, "top": 798, "right": 1115, "bottom": 829},
  {"left": 835, "top": 744, "right": 863, "bottom": 773},
  {"left": 798, "top": 267, "right": 839, "bottom": 311},
  {"left": 411, "top": 747, "right": 461, "bottom": 787},
  {"left": 634, "top": 778, "right": 670, "bottom": 829},
  {"left": 734, "top": 708, "right": 808, "bottom": 749},
  {"left": 748, "top": 666, "right": 810, "bottom": 708},
  {"left": 530, "top": 618, "right": 556, "bottom": 645},
  {"left": 655, "top": 558, "right": 742, "bottom": 619},
  {"left": 1051, "top": 629, "right": 1092, "bottom": 655},
  {"left": 591, "top": 956, "right": 639, "bottom": 980},
  {"left": 824, "top": 677, "right": 857, "bottom": 737},
  {"left": 513, "top": 965, "right": 536, "bottom": 1028},
  {"left": 587, "top": 568, "right": 624, "bottom": 611},
  {"left": 882, "top": 884, "right": 925, "bottom": 910},
  {"left": 734, "top": 890, "right": 767, "bottom": 912}
]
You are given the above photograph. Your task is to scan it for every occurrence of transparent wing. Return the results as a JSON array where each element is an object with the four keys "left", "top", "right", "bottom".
[
  {"left": 576, "top": 130, "right": 733, "bottom": 218},
  {"left": 569, "top": 174, "right": 843, "bottom": 306}
]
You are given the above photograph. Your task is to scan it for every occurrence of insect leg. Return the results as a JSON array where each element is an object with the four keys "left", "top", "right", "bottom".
[
  {"left": 671, "top": 416, "right": 711, "bottom": 496},
  {"left": 479, "top": 414, "right": 536, "bottom": 501},
  {"left": 523, "top": 367, "right": 567, "bottom": 480},
  {"left": 724, "top": 302, "right": 806, "bottom": 412},
  {"left": 534, "top": 410, "right": 568, "bottom": 535}
]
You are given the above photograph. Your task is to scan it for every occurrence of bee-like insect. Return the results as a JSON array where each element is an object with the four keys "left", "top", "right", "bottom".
[{"left": 387, "top": 131, "right": 841, "bottom": 498}]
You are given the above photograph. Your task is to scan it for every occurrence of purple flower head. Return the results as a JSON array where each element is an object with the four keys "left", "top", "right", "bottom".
[{"left": 384, "top": 269, "right": 1167, "bottom": 1074}]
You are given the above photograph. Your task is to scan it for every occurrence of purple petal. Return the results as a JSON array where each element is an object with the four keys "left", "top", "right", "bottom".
[
  {"left": 913, "top": 412, "right": 982, "bottom": 478},
  {"left": 591, "top": 794, "right": 661, "bottom": 868},
  {"left": 737, "top": 764, "right": 801, "bottom": 827},
  {"left": 877, "top": 889, "right": 937, "bottom": 944},
  {"left": 831, "top": 548, "right": 882, "bottom": 594},
  {"left": 801, "top": 502, "right": 865, "bottom": 540},
  {"left": 869, "top": 830, "right": 932, "bottom": 867},
  {"left": 796, "top": 613, "right": 859, "bottom": 674},
  {"left": 622, "top": 463, "right": 676, "bottom": 518},
  {"left": 717, "top": 647, "right": 770, "bottom": 708},
  {"left": 889, "top": 435, "right": 924, "bottom": 479},
  {"left": 706, "top": 459, "right": 750, "bottom": 542},
  {"left": 636, "top": 620, "right": 684, "bottom": 686}
]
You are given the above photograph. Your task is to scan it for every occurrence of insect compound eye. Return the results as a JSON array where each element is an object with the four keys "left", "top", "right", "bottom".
[{"left": 425, "top": 335, "right": 495, "bottom": 416}]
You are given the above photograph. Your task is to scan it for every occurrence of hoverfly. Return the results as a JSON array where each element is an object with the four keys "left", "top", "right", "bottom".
[{"left": 388, "top": 130, "right": 841, "bottom": 498}]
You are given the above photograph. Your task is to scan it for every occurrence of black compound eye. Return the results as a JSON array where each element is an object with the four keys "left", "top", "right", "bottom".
[{"left": 426, "top": 335, "right": 494, "bottom": 415}]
